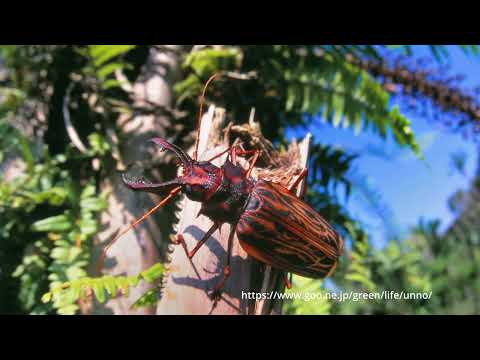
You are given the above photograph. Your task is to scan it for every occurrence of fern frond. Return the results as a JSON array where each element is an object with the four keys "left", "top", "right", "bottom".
[
  {"left": 41, "top": 263, "right": 164, "bottom": 313},
  {"left": 283, "top": 53, "right": 422, "bottom": 156},
  {"left": 78, "top": 45, "right": 136, "bottom": 91}
]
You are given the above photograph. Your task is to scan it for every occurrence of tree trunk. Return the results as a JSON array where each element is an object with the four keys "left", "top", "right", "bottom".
[
  {"left": 157, "top": 105, "right": 311, "bottom": 315},
  {"left": 89, "top": 45, "right": 184, "bottom": 315}
]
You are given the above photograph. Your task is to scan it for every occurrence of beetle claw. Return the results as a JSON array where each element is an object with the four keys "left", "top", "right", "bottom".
[{"left": 209, "top": 289, "right": 223, "bottom": 304}]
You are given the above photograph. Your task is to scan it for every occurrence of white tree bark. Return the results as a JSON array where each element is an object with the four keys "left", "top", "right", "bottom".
[{"left": 90, "top": 46, "right": 184, "bottom": 315}]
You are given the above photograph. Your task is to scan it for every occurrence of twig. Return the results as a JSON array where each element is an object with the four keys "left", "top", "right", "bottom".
[
  {"left": 63, "top": 83, "right": 87, "bottom": 154},
  {"left": 114, "top": 69, "right": 134, "bottom": 93},
  {"left": 223, "top": 71, "right": 258, "bottom": 81}
]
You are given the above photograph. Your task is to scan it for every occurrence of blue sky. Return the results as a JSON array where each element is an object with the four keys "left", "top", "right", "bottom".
[{"left": 287, "top": 46, "right": 480, "bottom": 247}]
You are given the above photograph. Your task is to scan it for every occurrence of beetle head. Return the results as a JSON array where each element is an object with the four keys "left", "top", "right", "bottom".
[{"left": 122, "top": 138, "right": 222, "bottom": 201}]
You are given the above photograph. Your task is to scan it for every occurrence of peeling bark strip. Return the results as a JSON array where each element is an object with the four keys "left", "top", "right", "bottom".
[{"left": 157, "top": 106, "right": 311, "bottom": 315}]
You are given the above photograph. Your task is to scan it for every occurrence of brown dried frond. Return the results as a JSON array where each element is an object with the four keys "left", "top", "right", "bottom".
[
  {"left": 347, "top": 54, "right": 480, "bottom": 132},
  {"left": 224, "top": 113, "right": 304, "bottom": 188}
]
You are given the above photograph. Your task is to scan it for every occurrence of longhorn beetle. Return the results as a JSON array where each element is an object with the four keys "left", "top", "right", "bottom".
[{"left": 98, "top": 73, "right": 344, "bottom": 303}]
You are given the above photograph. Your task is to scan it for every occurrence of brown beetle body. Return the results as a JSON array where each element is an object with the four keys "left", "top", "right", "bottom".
[{"left": 122, "top": 138, "right": 343, "bottom": 287}]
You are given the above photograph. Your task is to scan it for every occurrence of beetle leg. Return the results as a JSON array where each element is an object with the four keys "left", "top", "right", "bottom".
[
  {"left": 204, "top": 140, "right": 243, "bottom": 163},
  {"left": 187, "top": 222, "right": 221, "bottom": 259},
  {"left": 204, "top": 147, "right": 231, "bottom": 163},
  {"left": 230, "top": 144, "right": 238, "bottom": 165},
  {"left": 210, "top": 223, "right": 236, "bottom": 303},
  {"left": 235, "top": 149, "right": 260, "bottom": 157},
  {"left": 171, "top": 233, "right": 190, "bottom": 259},
  {"left": 229, "top": 147, "right": 261, "bottom": 178},
  {"left": 246, "top": 150, "right": 261, "bottom": 178},
  {"left": 289, "top": 167, "right": 309, "bottom": 198},
  {"left": 284, "top": 272, "right": 293, "bottom": 289},
  {"left": 228, "top": 143, "right": 256, "bottom": 165}
]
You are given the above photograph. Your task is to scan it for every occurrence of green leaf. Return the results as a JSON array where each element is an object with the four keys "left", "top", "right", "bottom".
[
  {"left": 114, "top": 277, "right": 130, "bottom": 297},
  {"left": 97, "top": 62, "right": 124, "bottom": 79},
  {"left": 70, "top": 281, "right": 82, "bottom": 300},
  {"left": 80, "top": 184, "right": 96, "bottom": 199},
  {"left": 57, "top": 304, "right": 78, "bottom": 315},
  {"left": 66, "top": 266, "right": 87, "bottom": 280},
  {"left": 21, "top": 187, "right": 68, "bottom": 206},
  {"left": 50, "top": 247, "right": 69, "bottom": 260},
  {"left": 286, "top": 85, "right": 296, "bottom": 111},
  {"left": 78, "top": 218, "right": 98, "bottom": 236},
  {"left": 103, "top": 276, "right": 117, "bottom": 296},
  {"left": 101, "top": 79, "right": 123, "bottom": 90},
  {"left": 140, "top": 263, "right": 164, "bottom": 283},
  {"left": 429, "top": 45, "right": 449, "bottom": 62},
  {"left": 32, "top": 215, "right": 72, "bottom": 232},
  {"left": 41, "top": 292, "right": 52, "bottom": 303},
  {"left": 92, "top": 280, "right": 106, "bottom": 303},
  {"left": 184, "top": 48, "right": 240, "bottom": 77},
  {"left": 19, "top": 136, "right": 34, "bottom": 173},
  {"left": 12, "top": 263, "right": 26, "bottom": 277},
  {"left": 80, "top": 197, "right": 107, "bottom": 212},
  {"left": 345, "top": 273, "right": 376, "bottom": 291},
  {"left": 131, "top": 288, "right": 160, "bottom": 309},
  {"left": 89, "top": 45, "right": 135, "bottom": 67},
  {"left": 127, "top": 276, "right": 140, "bottom": 287},
  {"left": 87, "top": 133, "right": 111, "bottom": 156}
]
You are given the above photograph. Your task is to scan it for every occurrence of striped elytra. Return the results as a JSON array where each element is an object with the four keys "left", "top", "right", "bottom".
[{"left": 237, "top": 180, "right": 344, "bottom": 279}]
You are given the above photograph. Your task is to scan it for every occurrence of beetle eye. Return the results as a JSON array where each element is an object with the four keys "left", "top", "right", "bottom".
[{"left": 184, "top": 184, "right": 205, "bottom": 201}]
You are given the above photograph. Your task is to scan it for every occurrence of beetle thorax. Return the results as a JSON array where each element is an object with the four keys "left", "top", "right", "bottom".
[
  {"left": 182, "top": 161, "right": 223, "bottom": 202},
  {"left": 185, "top": 159, "right": 254, "bottom": 224}
]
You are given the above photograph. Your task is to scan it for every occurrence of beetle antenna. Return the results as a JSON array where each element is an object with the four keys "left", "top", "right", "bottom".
[
  {"left": 97, "top": 186, "right": 182, "bottom": 275},
  {"left": 194, "top": 73, "right": 222, "bottom": 161}
]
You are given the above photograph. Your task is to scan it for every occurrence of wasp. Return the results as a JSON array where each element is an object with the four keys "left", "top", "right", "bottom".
[{"left": 99, "top": 74, "right": 344, "bottom": 302}]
